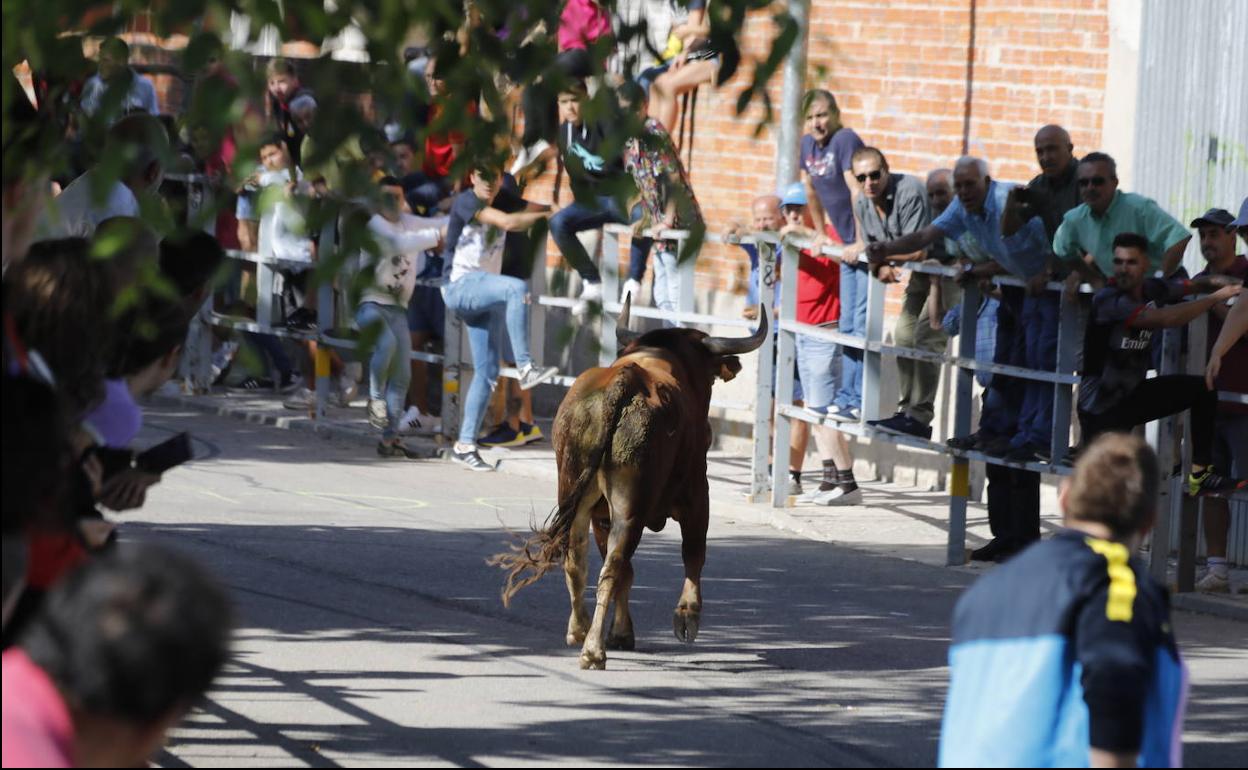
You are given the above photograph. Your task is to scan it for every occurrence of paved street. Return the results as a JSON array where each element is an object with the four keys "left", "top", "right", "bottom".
[{"left": 129, "top": 406, "right": 1246, "bottom": 767}]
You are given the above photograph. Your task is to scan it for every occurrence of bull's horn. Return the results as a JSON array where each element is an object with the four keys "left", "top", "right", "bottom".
[
  {"left": 703, "top": 304, "right": 768, "bottom": 355},
  {"left": 617, "top": 292, "right": 643, "bottom": 346}
]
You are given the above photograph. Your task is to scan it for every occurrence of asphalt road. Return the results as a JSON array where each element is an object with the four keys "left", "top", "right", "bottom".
[{"left": 124, "top": 406, "right": 1246, "bottom": 767}]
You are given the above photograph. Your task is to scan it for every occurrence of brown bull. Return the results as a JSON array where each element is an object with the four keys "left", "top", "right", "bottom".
[{"left": 491, "top": 296, "right": 767, "bottom": 669}]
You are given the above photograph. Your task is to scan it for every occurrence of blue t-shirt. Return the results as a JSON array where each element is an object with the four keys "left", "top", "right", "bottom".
[{"left": 800, "top": 128, "right": 865, "bottom": 243}]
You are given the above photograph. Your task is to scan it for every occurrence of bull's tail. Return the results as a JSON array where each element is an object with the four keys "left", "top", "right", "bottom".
[{"left": 489, "top": 365, "right": 644, "bottom": 607}]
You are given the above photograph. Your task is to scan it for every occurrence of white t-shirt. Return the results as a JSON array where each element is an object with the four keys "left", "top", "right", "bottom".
[
  {"left": 256, "top": 169, "right": 313, "bottom": 264},
  {"left": 360, "top": 213, "right": 444, "bottom": 307},
  {"left": 39, "top": 170, "right": 140, "bottom": 239}
]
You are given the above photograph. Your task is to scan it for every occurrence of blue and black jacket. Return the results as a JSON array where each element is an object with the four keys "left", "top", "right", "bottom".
[{"left": 940, "top": 529, "right": 1187, "bottom": 767}]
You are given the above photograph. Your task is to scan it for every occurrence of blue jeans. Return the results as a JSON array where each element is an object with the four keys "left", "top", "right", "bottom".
[
  {"left": 549, "top": 195, "right": 627, "bottom": 283},
  {"left": 979, "top": 288, "right": 1026, "bottom": 437},
  {"left": 796, "top": 332, "right": 842, "bottom": 408},
  {"left": 833, "top": 262, "right": 869, "bottom": 410},
  {"left": 244, "top": 331, "right": 293, "bottom": 378},
  {"left": 442, "top": 272, "right": 534, "bottom": 444},
  {"left": 1011, "top": 293, "right": 1059, "bottom": 449},
  {"left": 355, "top": 302, "right": 412, "bottom": 440}
]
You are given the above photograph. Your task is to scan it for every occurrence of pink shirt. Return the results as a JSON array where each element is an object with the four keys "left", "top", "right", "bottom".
[
  {"left": 2, "top": 649, "right": 74, "bottom": 768},
  {"left": 558, "top": 0, "right": 612, "bottom": 51}
]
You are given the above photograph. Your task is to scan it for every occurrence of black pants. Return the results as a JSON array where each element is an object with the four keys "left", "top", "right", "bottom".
[
  {"left": 985, "top": 463, "right": 1040, "bottom": 549},
  {"left": 1079, "top": 375, "right": 1216, "bottom": 467}
]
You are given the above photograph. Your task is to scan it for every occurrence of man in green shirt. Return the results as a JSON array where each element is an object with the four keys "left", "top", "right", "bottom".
[{"left": 1052, "top": 152, "right": 1191, "bottom": 283}]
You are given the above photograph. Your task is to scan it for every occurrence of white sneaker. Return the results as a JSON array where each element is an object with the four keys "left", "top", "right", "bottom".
[
  {"left": 368, "top": 399, "right": 388, "bottom": 429},
  {"left": 810, "top": 485, "right": 863, "bottom": 506},
  {"left": 621, "top": 278, "right": 642, "bottom": 303},
  {"left": 283, "top": 387, "right": 315, "bottom": 410},
  {"left": 338, "top": 372, "right": 359, "bottom": 405},
  {"left": 398, "top": 406, "right": 442, "bottom": 435},
  {"left": 518, "top": 363, "right": 559, "bottom": 390},
  {"left": 1195, "top": 570, "right": 1230, "bottom": 594}
]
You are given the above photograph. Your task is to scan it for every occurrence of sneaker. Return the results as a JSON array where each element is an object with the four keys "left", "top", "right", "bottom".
[
  {"left": 451, "top": 446, "right": 496, "bottom": 472},
  {"left": 621, "top": 278, "right": 642, "bottom": 303},
  {"left": 285, "top": 307, "right": 317, "bottom": 332},
  {"left": 1187, "top": 467, "right": 1248, "bottom": 497},
  {"left": 283, "top": 387, "right": 315, "bottom": 410},
  {"left": 1004, "top": 443, "right": 1042, "bottom": 463},
  {"left": 810, "top": 485, "right": 863, "bottom": 506},
  {"left": 211, "top": 341, "right": 239, "bottom": 385},
  {"left": 368, "top": 399, "right": 388, "bottom": 429},
  {"left": 805, "top": 404, "right": 831, "bottom": 420},
  {"left": 377, "top": 441, "right": 422, "bottom": 459},
  {"left": 338, "top": 372, "right": 360, "bottom": 404},
  {"left": 825, "top": 405, "right": 860, "bottom": 423},
  {"left": 517, "top": 363, "right": 559, "bottom": 390},
  {"left": 871, "top": 414, "right": 932, "bottom": 440},
  {"left": 1195, "top": 570, "right": 1230, "bottom": 594},
  {"left": 478, "top": 423, "right": 526, "bottom": 448},
  {"left": 579, "top": 280, "right": 603, "bottom": 304},
  {"left": 230, "top": 376, "right": 275, "bottom": 392},
  {"left": 277, "top": 372, "right": 302, "bottom": 394},
  {"left": 398, "top": 406, "right": 441, "bottom": 436},
  {"left": 970, "top": 538, "right": 1006, "bottom": 562},
  {"left": 520, "top": 422, "right": 544, "bottom": 444}
]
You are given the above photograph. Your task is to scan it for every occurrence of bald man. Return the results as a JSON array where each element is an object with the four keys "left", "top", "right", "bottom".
[{"left": 737, "top": 194, "right": 784, "bottom": 316}]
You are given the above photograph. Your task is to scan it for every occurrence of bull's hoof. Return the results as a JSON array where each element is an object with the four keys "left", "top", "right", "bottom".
[
  {"left": 579, "top": 650, "right": 607, "bottom": 670},
  {"left": 606, "top": 632, "right": 635, "bottom": 651},
  {"left": 673, "top": 609, "right": 700, "bottom": 644}
]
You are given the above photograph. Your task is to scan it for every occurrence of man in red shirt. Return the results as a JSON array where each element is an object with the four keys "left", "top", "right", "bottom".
[
  {"left": 777, "top": 183, "right": 861, "bottom": 506},
  {"left": 1191, "top": 205, "right": 1248, "bottom": 593}
]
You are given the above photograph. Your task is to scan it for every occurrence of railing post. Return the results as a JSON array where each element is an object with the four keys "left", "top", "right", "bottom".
[
  {"left": 1177, "top": 313, "right": 1208, "bottom": 592},
  {"left": 1148, "top": 326, "right": 1184, "bottom": 581},
  {"left": 772, "top": 240, "right": 800, "bottom": 508},
  {"left": 314, "top": 217, "right": 337, "bottom": 421},
  {"left": 1050, "top": 287, "right": 1083, "bottom": 464},
  {"left": 678, "top": 235, "right": 696, "bottom": 321},
  {"left": 600, "top": 227, "right": 621, "bottom": 367},
  {"left": 529, "top": 238, "right": 548, "bottom": 369},
  {"left": 440, "top": 305, "right": 463, "bottom": 444},
  {"left": 947, "top": 282, "right": 981, "bottom": 566},
  {"left": 751, "top": 239, "right": 778, "bottom": 499},
  {"left": 862, "top": 260, "right": 886, "bottom": 423}
]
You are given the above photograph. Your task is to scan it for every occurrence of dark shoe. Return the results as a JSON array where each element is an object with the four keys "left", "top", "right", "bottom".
[
  {"left": 873, "top": 414, "right": 933, "bottom": 440},
  {"left": 478, "top": 423, "right": 525, "bottom": 448},
  {"left": 519, "top": 422, "right": 544, "bottom": 445},
  {"left": 377, "top": 441, "right": 421, "bottom": 459},
  {"left": 230, "top": 376, "right": 275, "bottom": 392},
  {"left": 1004, "top": 443, "right": 1041, "bottom": 463},
  {"left": 285, "top": 308, "right": 317, "bottom": 332},
  {"left": 970, "top": 538, "right": 1005, "bottom": 562},
  {"left": 1188, "top": 467, "right": 1248, "bottom": 497},
  {"left": 978, "top": 435, "right": 1014, "bottom": 456},
  {"left": 866, "top": 413, "right": 906, "bottom": 430}
]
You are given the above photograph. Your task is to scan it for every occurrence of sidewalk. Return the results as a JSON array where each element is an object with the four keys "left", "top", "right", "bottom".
[{"left": 152, "top": 386, "right": 1247, "bottom": 621}]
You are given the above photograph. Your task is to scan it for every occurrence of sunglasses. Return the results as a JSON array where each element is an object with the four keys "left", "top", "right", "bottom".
[
  {"left": 854, "top": 170, "right": 883, "bottom": 183},
  {"left": 1078, "top": 176, "right": 1109, "bottom": 188}
]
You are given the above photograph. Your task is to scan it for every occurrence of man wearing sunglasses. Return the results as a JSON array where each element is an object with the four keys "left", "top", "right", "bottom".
[
  {"left": 1053, "top": 152, "right": 1191, "bottom": 283},
  {"left": 853, "top": 147, "right": 956, "bottom": 440}
]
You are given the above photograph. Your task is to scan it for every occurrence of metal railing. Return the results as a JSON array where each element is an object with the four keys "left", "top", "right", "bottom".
[{"left": 175, "top": 171, "right": 1245, "bottom": 581}]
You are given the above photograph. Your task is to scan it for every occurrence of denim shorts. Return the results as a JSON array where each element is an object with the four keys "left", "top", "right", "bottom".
[{"left": 796, "top": 330, "right": 842, "bottom": 409}]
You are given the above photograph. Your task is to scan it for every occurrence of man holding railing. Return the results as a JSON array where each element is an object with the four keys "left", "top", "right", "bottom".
[
  {"left": 865, "top": 156, "right": 1051, "bottom": 562},
  {"left": 1076, "top": 232, "right": 1244, "bottom": 499}
]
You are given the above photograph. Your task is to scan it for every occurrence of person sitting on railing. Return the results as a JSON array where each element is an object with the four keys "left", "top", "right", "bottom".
[
  {"left": 645, "top": 0, "right": 717, "bottom": 136},
  {"left": 1077, "top": 232, "right": 1244, "bottom": 498},
  {"left": 543, "top": 80, "right": 632, "bottom": 312},
  {"left": 356, "top": 177, "right": 447, "bottom": 458},
  {"left": 776, "top": 183, "right": 860, "bottom": 507},
  {"left": 1189, "top": 205, "right": 1248, "bottom": 592},
  {"left": 1053, "top": 152, "right": 1191, "bottom": 287},
  {"left": 851, "top": 147, "right": 956, "bottom": 440},
  {"left": 799, "top": 89, "right": 866, "bottom": 423},
  {"left": 616, "top": 81, "right": 705, "bottom": 317},
  {"left": 441, "top": 165, "right": 560, "bottom": 471}
]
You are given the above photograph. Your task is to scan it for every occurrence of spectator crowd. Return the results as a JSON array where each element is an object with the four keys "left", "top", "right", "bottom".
[{"left": 2, "top": 1, "right": 1246, "bottom": 766}]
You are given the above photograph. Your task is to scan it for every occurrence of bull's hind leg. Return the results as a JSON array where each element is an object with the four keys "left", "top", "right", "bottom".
[
  {"left": 673, "top": 493, "right": 709, "bottom": 643},
  {"left": 564, "top": 493, "right": 603, "bottom": 647},
  {"left": 581, "top": 471, "right": 644, "bottom": 670}
]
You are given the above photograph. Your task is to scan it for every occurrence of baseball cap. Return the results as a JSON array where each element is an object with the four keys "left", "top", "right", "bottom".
[
  {"left": 1189, "top": 207, "right": 1234, "bottom": 229},
  {"left": 780, "top": 182, "right": 807, "bottom": 208}
]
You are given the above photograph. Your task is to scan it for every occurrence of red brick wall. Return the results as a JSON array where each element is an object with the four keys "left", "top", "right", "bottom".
[{"left": 598, "top": 0, "right": 1111, "bottom": 299}]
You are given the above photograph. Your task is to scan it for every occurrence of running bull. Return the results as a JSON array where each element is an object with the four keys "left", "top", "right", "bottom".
[{"left": 491, "top": 296, "right": 767, "bottom": 669}]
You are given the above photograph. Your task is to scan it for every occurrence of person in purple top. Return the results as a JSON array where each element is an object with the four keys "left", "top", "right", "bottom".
[{"left": 799, "top": 89, "right": 867, "bottom": 420}]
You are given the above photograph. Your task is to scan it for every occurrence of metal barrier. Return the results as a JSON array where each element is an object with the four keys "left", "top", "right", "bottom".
[{"left": 184, "top": 182, "right": 1245, "bottom": 580}]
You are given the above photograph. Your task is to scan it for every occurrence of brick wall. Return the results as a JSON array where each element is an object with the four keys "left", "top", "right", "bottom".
[{"left": 589, "top": 0, "right": 1111, "bottom": 301}]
